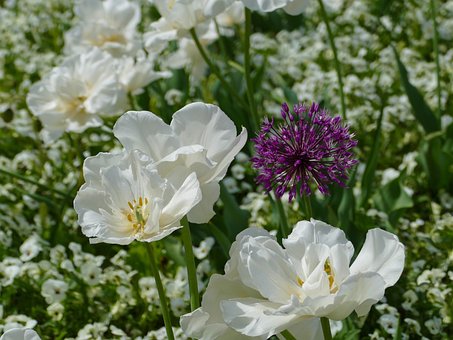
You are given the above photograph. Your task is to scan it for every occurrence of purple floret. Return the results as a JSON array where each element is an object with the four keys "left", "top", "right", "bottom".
[{"left": 252, "top": 102, "right": 358, "bottom": 201}]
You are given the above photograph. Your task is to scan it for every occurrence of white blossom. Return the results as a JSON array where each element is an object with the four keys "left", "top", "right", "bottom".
[
  {"left": 113, "top": 102, "right": 247, "bottom": 223},
  {"left": 74, "top": 149, "right": 202, "bottom": 244},
  {"left": 181, "top": 219, "right": 405, "bottom": 338},
  {"left": 27, "top": 48, "right": 127, "bottom": 141}
]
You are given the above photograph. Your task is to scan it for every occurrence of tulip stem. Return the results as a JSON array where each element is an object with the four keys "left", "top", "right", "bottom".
[
  {"left": 189, "top": 28, "right": 249, "bottom": 112},
  {"left": 303, "top": 195, "right": 313, "bottom": 219},
  {"left": 244, "top": 7, "right": 259, "bottom": 131},
  {"left": 430, "top": 0, "right": 441, "bottom": 118},
  {"left": 181, "top": 217, "right": 200, "bottom": 310},
  {"left": 274, "top": 195, "right": 290, "bottom": 238},
  {"left": 146, "top": 243, "right": 175, "bottom": 340},
  {"left": 317, "top": 0, "right": 346, "bottom": 121},
  {"left": 280, "top": 329, "right": 297, "bottom": 340},
  {"left": 321, "top": 317, "right": 333, "bottom": 340}
]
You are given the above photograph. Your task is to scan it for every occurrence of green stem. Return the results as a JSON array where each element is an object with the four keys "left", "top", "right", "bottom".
[
  {"left": 430, "top": 0, "right": 441, "bottom": 118},
  {"left": 318, "top": 0, "right": 347, "bottom": 120},
  {"left": 274, "top": 195, "right": 290, "bottom": 238},
  {"left": 181, "top": 217, "right": 200, "bottom": 310},
  {"left": 189, "top": 29, "right": 250, "bottom": 121},
  {"left": 321, "top": 317, "right": 333, "bottom": 340},
  {"left": 0, "top": 167, "right": 67, "bottom": 197},
  {"left": 208, "top": 222, "right": 231, "bottom": 258},
  {"left": 213, "top": 19, "right": 228, "bottom": 63},
  {"left": 280, "top": 329, "right": 297, "bottom": 340},
  {"left": 146, "top": 243, "right": 175, "bottom": 340},
  {"left": 303, "top": 195, "right": 313, "bottom": 219},
  {"left": 244, "top": 8, "right": 259, "bottom": 131}
]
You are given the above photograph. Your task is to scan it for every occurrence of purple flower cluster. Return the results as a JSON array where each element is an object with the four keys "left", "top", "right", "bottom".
[{"left": 252, "top": 102, "right": 358, "bottom": 201}]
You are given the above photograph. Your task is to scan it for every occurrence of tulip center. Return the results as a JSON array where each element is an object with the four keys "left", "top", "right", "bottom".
[
  {"left": 324, "top": 259, "right": 338, "bottom": 293},
  {"left": 125, "top": 196, "right": 150, "bottom": 236},
  {"left": 67, "top": 95, "right": 87, "bottom": 115}
]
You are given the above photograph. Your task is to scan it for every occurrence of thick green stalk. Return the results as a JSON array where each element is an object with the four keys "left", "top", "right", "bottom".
[
  {"left": 321, "top": 317, "right": 333, "bottom": 340},
  {"left": 146, "top": 243, "right": 175, "bottom": 340},
  {"left": 280, "top": 329, "right": 297, "bottom": 340},
  {"left": 181, "top": 217, "right": 200, "bottom": 310},
  {"left": 430, "top": 0, "right": 442, "bottom": 118},
  {"left": 274, "top": 195, "right": 290, "bottom": 238},
  {"left": 317, "top": 0, "right": 347, "bottom": 120},
  {"left": 244, "top": 8, "right": 259, "bottom": 131}
]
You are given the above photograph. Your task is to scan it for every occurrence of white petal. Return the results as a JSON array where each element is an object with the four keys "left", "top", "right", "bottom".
[
  {"left": 221, "top": 298, "right": 301, "bottom": 338},
  {"left": 180, "top": 308, "right": 210, "bottom": 339},
  {"left": 187, "top": 182, "right": 220, "bottom": 224},
  {"left": 283, "top": 318, "right": 323, "bottom": 340},
  {"left": 73, "top": 185, "right": 113, "bottom": 236},
  {"left": 326, "top": 272, "right": 386, "bottom": 320},
  {"left": 283, "top": 0, "right": 309, "bottom": 15},
  {"left": 284, "top": 219, "right": 353, "bottom": 262},
  {"left": 160, "top": 172, "right": 202, "bottom": 227},
  {"left": 237, "top": 236, "right": 300, "bottom": 303},
  {"left": 171, "top": 102, "right": 247, "bottom": 180},
  {"left": 0, "top": 328, "right": 41, "bottom": 340},
  {"left": 242, "top": 0, "right": 290, "bottom": 12},
  {"left": 113, "top": 110, "right": 180, "bottom": 161},
  {"left": 350, "top": 228, "right": 405, "bottom": 287}
]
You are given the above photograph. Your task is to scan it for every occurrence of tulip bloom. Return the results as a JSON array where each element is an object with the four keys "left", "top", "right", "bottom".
[
  {"left": 74, "top": 150, "right": 201, "bottom": 244},
  {"left": 113, "top": 102, "right": 247, "bottom": 223},
  {"left": 181, "top": 219, "right": 405, "bottom": 339}
]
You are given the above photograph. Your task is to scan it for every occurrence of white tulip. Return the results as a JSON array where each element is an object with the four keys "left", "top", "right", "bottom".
[
  {"left": 64, "top": 0, "right": 141, "bottom": 57},
  {"left": 117, "top": 52, "right": 172, "bottom": 94},
  {"left": 153, "top": 0, "right": 232, "bottom": 31},
  {"left": 113, "top": 102, "right": 247, "bottom": 224},
  {"left": 74, "top": 149, "right": 202, "bottom": 244},
  {"left": 181, "top": 219, "right": 405, "bottom": 339},
  {"left": 26, "top": 48, "right": 127, "bottom": 142},
  {"left": 205, "top": 0, "right": 309, "bottom": 16}
]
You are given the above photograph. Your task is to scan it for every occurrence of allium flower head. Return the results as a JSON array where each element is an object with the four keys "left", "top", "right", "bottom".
[{"left": 252, "top": 102, "right": 358, "bottom": 200}]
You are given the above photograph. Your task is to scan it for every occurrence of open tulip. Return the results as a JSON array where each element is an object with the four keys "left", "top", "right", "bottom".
[
  {"left": 74, "top": 150, "right": 202, "bottom": 244},
  {"left": 113, "top": 102, "right": 247, "bottom": 223},
  {"left": 181, "top": 219, "right": 405, "bottom": 339}
]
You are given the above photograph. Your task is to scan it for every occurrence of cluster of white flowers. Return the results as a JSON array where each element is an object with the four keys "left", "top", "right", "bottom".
[{"left": 25, "top": 0, "right": 171, "bottom": 142}]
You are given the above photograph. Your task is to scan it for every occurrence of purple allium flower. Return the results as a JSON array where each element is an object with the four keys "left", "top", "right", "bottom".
[{"left": 252, "top": 102, "right": 358, "bottom": 201}]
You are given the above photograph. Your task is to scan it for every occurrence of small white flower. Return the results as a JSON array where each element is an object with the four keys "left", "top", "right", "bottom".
[
  {"left": 181, "top": 219, "right": 405, "bottom": 338},
  {"left": 64, "top": 0, "right": 141, "bottom": 57},
  {"left": 41, "top": 279, "right": 69, "bottom": 304},
  {"left": 171, "top": 297, "right": 187, "bottom": 317},
  {"left": 80, "top": 262, "right": 102, "bottom": 286},
  {"left": 2, "top": 315, "right": 37, "bottom": 333},
  {"left": 47, "top": 303, "right": 64, "bottom": 322},
  {"left": 19, "top": 235, "right": 42, "bottom": 262},
  {"left": 76, "top": 322, "right": 108, "bottom": 340},
  {"left": 193, "top": 237, "right": 215, "bottom": 260},
  {"left": 27, "top": 48, "right": 127, "bottom": 141},
  {"left": 74, "top": 149, "right": 202, "bottom": 244},
  {"left": 425, "top": 317, "right": 442, "bottom": 335},
  {"left": 378, "top": 314, "right": 399, "bottom": 335},
  {"left": 113, "top": 102, "right": 247, "bottom": 224}
]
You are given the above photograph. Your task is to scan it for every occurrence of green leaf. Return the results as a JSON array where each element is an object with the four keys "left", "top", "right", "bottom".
[
  {"left": 393, "top": 47, "right": 440, "bottom": 133},
  {"left": 418, "top": 134, "right": 453, "bottom": 191},
  {"left": 360, "top": 106, "right": 384, "bottom": 206},
  {"left": 372, "top": 177, "right": 414, "bottom": 214},
  {"left": 338, "top": 167, "right": 357, "bottom": 232},
  {"left": 220, "top": 182, "right": 250, "bottom": 240}
]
